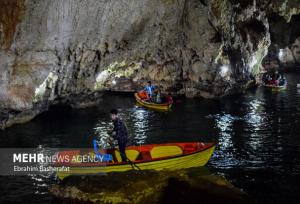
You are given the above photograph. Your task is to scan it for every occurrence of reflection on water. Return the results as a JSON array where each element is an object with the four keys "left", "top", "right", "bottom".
[
  {"left": 30, "top": 174, "right": 51, "bottom": 195},
  {"left": 210, "top": 113, "right": 241, "bottom": 168},
  {"left": 214, "top": 113, "right": 239, "bottom": 148},
  {"left": 94, "top": 121, "right": 112, "bottom": 148},
  {"left": 0, "top": 74, "right": 300, "bottom": 203},
  {"left": 245, "top": 99, "right": 267, "bottom": 160},
  {"left": 245, "top": 99, "right": 265, "bottom": 130},
  {"left": 129, "top": 108, "right": 150, "bottom": 145},
  {"left": 93, "top": 107, "right": 152, "bottom": 148}
]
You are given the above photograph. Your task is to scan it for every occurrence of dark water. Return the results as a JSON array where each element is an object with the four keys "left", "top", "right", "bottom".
[{"left": 1, "top": 73, "right": 300, "bottom": 203}]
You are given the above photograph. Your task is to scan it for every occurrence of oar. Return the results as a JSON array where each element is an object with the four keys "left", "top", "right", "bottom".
[{"left": 127, "top": 158, "right": 141, "bottom": 170}]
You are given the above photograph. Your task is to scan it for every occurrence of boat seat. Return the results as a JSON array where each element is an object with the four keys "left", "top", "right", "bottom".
[
  {"left": 138, "top": 91, "right": 148, "bottom": 99},
  {"left": 115, "top": 149, "right": 140, "bottom": 162},
  {"left": 140, "top": 151, "right": 152, "bottom": 160},
  {"left": 150, "top": 146, "right": 183, "bottom": 159},
  {"left": 182, "top": 144, "right": 196, "bottom": 154}
]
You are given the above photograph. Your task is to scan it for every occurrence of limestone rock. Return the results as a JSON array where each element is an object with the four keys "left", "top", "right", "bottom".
[{"left": 0, "top": 0, "right": 300, "bottom": 128}]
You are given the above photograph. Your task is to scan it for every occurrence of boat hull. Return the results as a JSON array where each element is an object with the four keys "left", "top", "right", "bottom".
[
  {"left": 262, "top": 83, "right": 287, "bottom": 91},
  {"left": 134, "top": 93, "right": 172, "bottom": 111},
  {"left": 56, "top": 143, "right": 215, "bottom": 180}
]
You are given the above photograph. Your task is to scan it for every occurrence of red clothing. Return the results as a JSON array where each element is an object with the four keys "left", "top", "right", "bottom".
[
  {"left": 269, "top": 79, "right": 277, "bottom": 85},
  {"left": 166, "top": 95, "right": 173, "bottom": 104}
]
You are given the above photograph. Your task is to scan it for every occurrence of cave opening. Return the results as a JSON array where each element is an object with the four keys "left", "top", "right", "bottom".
[
  {"left": 237, "top": 19, "right": 266, "bottom": 50},
  {"left": 36, "top": 103, "right": 73, "bottom": 122},
  {"left": 268, "top": 13, "right": 300, "bottom": 47},
  {"left": 229, "top": 0, "right": 253, "bottom": 9},
  {"left": 263, "top": 13, "right": 300, "bottom": 70}
]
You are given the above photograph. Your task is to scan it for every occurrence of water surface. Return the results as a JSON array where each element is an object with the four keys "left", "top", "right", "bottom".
[{"left": 1, "top": 73, "right": 300, "bottom": 203}]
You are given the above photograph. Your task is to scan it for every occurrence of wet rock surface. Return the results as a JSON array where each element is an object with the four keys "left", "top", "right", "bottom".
[
  {"left": 265, "top": 12, "right": 300, "bottom": 71},
  {"left": 0, "top": 0, "right": 299, "bottom": 128},
  {"left": 50, "top": 168, "right": 252, "bottom": 204}
]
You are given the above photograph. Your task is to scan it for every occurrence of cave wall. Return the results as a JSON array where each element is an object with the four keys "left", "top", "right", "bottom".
[
  {"left": 0, "top": 0, "right": 299, "bottom": 128},
  {"left": 266, "top": 13, "right": 300, "bottom": 67}
]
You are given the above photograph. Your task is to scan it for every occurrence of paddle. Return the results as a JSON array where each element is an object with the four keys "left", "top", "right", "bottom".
[{"left": 127, "top": 158, "right": 141, "bottom": 170}]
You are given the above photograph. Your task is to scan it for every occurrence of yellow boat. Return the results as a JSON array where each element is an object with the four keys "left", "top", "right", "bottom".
[
  {"left": 134, "top": 92, "right": 173, "bottom": 111},
  {"left": 55, "top": 142, "right": 216, "bottom": 180}
]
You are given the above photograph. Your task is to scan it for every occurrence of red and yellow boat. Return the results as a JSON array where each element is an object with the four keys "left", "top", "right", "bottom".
[
  {"left": 55, "top": 142, "right": 216, "bottom": 180},
  {"left": 262, "top": 83, "right": 287, "bottom": 91},
  {"left": 135, "top": 91, "right": 173, "bottom": 111}
]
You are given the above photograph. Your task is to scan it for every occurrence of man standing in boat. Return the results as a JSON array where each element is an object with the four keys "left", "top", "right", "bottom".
[
  {"left": 143, "top": 81, "right": 155, "bottom": 99},
  {"left": 110, "top": 109, "right": 128, "bottom": 162}
]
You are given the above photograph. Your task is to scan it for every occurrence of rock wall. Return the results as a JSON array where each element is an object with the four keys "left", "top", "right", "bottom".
[
  {"left": 0, "top": 0, "right": 299, "bottom": 128},
  {"left": 264, "top": 11, "right": 300, "bottom": 69}
]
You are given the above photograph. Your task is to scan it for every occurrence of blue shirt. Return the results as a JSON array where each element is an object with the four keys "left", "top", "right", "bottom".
[{"left": 144, "top": 85, "right": 155, "bottom": 96}]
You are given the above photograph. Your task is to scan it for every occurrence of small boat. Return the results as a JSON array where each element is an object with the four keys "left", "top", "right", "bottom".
[
  {"left": 262, "top": 83, "right": 287, "bottom": 91},
  {"left": 55, "top": 142, "right": 216, "bottom": 180},
  {"left": 135, "top": 91, "right": 173, "bottom": 111}
]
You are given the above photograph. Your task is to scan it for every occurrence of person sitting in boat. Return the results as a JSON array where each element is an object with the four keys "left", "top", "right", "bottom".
[
  {"left": 267, "top": 75, "right": 273, "bottom": 84},
  {"left": 110, "top": 109, "right": 128, "bottom": 162},
  {"left": 269, "top": 74, "right": 277, "bottom": 85},
  {"left": 166, "top": 93, "right": 173, "bottom": 104},
  {"left": 262, "top": 72, "right": 271, "bottom": 84},
  {"left": 155, "top": 88, "right": 162, "bottom": 103},
  {"left": 143, "top": 81, "right": 155, "bottom": 99},
  {"left": 278, "top": 75, "right": 286, "bottom": 86}
]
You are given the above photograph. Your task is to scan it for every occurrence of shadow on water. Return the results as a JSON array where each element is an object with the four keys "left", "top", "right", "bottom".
[{"left": 1, "top": 73, "right": 300, "bottom": 203}]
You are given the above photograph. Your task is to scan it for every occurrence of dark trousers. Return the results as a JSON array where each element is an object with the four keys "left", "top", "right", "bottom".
[{"left": 118, "top": 140, "right": 127, "bottom": 162}]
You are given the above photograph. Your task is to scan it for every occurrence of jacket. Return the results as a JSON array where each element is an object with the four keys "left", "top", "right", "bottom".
[{"left": 112, "top": 117, "right": 128, "bottom": 143}]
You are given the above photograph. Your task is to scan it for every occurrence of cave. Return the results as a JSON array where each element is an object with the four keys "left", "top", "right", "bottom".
[
  {"left": 0, "top": 1, "right": 300, "bottom": 203},
  {"left": 269, "top": 13, "right": 300, "bottom": 47},
  {"left": 263, "top": 13, "right": 300, "bottom": 70},
  {"left": 237, "top": 19, "right": 267, "bottom": 49},
  {"left": 229, "top": 0, "right": 254, "bottom": 9}
]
